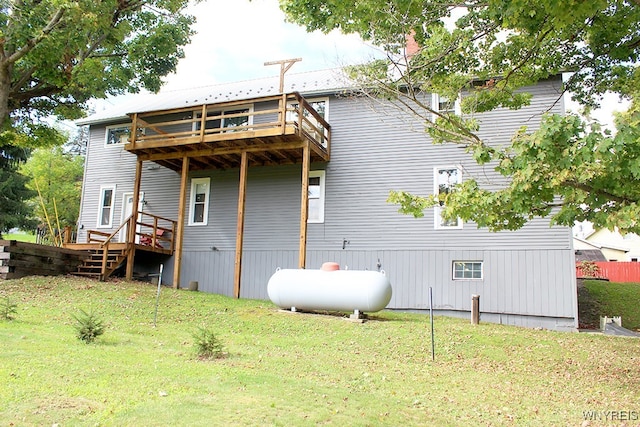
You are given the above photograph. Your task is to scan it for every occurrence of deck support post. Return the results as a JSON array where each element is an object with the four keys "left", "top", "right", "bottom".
[
  {"left": 126, "top": 159, "right": 143, "bottom": 280},
  {"left": 234, "top": 151, "right": 248, "bottom": 298},
  {"left": 173, "top": 156, "right": 189, "bottom": 289},
  {"left": 298, "top": 143, "right": 310, "bottom": 269}
]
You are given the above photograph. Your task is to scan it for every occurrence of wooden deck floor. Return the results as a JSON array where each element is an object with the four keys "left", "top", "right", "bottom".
[{"left": 63, "top": 242, "right": 172, "bottom": 256}]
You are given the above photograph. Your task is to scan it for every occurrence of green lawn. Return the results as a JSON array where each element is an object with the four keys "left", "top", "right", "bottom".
[
  {"left": 1, "top": 276, "right": 639, "bottom": 426},
  {"left": 2, "top": 232, "right": 37, "bottom": 243},
  {"left": 582, "top": 280, "right": 640, "bottom": 331}
]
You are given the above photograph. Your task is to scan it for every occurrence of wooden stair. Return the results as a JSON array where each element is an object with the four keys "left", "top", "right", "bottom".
[{"left": 73, "top": 246, "right": 128, "bottom": 281}]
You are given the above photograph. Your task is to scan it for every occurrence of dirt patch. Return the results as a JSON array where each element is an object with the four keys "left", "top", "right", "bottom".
[{"left": 577, "top": 279, "right": 602, "bottom": 329}]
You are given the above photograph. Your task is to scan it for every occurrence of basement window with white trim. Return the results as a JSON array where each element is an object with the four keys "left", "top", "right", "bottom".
[{"left": 453, "top": 261, "right": 483, "bottom": 280}]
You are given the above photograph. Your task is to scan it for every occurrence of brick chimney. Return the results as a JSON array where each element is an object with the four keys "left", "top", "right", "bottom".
[{"left": 405, "top": 31, "right": 420, "bottom": 58}]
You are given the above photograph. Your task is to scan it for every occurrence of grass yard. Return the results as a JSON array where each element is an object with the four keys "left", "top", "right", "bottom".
[
  {"left": 581, "top": 280, "right": 640, "bottom": 331},
  {"left": 1, "top": 276, "right": 639, "bottom": 426},
  {"left": 2, "top": 232, "right": 37, "bottom": 243}
]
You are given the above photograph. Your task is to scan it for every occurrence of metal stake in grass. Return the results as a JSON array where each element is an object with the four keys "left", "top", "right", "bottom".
[
  {"left": 153, "top": 264, "right": 164, "bottom": 327},
  {"left": 429, "top": 286, "right": 435, "bottom": 362}
]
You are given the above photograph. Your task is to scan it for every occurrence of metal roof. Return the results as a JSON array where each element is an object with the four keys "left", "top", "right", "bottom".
[{"left": 77, "top": 68, "right": 353, "bottom": 125}]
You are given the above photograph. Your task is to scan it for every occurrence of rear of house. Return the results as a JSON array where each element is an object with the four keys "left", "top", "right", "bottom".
[{"left": 75, "top": 69, "right": 577, "bottom": 330}]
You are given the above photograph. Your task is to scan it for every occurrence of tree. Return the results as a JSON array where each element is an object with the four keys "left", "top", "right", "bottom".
[
  {"left": 66, "top": 125, "right": 89, "bottom": 157},
  {"left": 1, "top": 0, "right": 195, "bottom": 130},
  {"left": 280, "top": 0, "right": 640, "bottom": 233},
  {"left": 0, "top": 0, "right": 195, "bottom": 236},
  {"left": 20, "top": 145, "right": 84, "bottom": 233},
  {"left": 0, "top": 144, "right": 36, "bottom": 237}
]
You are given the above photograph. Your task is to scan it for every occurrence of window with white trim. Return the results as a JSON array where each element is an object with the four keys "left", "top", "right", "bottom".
[
  {"left": 287, "top": 98, "right": 328, "bottom": 119},
  {"left": 188, "top": 178, "right": 210, "bottom": 226},
  {"left": 97, "top": 185, "right": 116, "bottom": 228},
  {"left": 431, "top": 93, "right": 461, "bottom": 121},
  {"left": 434, "top": 167, "right": 462, "bottom": 229},
  {"left": 194, "top": 106, "right": 252, "bottom": 134},
  {"left": 287, "top": 97, "right": 329, "bottom": 147},
  {"left": 308, "top": 170, "right": 325, "bottom": 223},
  {"left": 105, "top": 124, "right": 131, "bottom": 146},
  {"left": 453, "top": 261, "right": 483, "bottom": 280}
]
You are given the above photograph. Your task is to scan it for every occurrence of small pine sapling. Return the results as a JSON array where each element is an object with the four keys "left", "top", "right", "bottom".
[
  {"left": 72, "top": 309, "right": 105, "bottom": 343},
  {"left": 0, "top": 297, "right": 18, "bottom": 320},
  {"left": 193, "top": 326, "right": 225, "bottom": 359}
]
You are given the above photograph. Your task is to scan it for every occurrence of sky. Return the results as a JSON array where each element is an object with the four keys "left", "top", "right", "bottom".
[
  {"left": 88, "top": 0, "right": 379, "bottom": 114},
  {"left": 160, "top": 0, "right": 378, "bottom": 90},
  {"left": 91, "top": 0, "right": 627, "bottom": 125}
]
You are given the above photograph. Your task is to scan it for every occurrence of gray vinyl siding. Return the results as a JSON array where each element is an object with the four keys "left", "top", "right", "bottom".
[
  {"left": 77, "top": 123, "right": 181, "bottom": 241},
  {"left": 78, "top": 75, "right": 577, "bottom": 329},
  {"left": 78, "top": 123, "right": 136, "bottom": 241},
  {"left": 170, "top": 246, "right": 575, "bottom": 317},
  {"left": 80, "top": 77, "right": 567, "bottom": 251}
]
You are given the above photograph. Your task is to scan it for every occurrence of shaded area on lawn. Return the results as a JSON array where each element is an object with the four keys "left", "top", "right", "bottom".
[{"left": 578, "top": 279, "right": 640, "bottom": 331}]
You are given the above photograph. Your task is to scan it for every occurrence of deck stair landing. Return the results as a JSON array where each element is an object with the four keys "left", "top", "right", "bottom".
[
  {"left": 72, "top": 244, "right": 128, "bottom": 280},
  {"left": 64, "top": 212, "right": 176, "bottom": 281}
]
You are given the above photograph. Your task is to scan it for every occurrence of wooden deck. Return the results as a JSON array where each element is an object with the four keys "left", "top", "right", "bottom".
[
  {"left": 126, "top": 92, "right": 331, "bottom": 171},
  {"left": 101, "top": 92, "right": 329, "bottom": 291},
  {"left": 63, "top": 212, "right": 177, "bottom": 281}
]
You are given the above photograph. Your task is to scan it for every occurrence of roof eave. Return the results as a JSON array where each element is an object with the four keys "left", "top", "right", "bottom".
[{"left": 76, "top": 114, "right": 130, "bottom": 126}]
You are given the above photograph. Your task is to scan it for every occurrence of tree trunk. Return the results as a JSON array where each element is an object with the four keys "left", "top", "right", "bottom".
[{"left": 0, "top": 59, "right": 12, "bottom": 130}]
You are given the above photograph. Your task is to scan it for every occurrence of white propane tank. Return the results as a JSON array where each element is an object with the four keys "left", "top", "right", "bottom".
[{"left": 267, "top": 268, "right": 392, "bottom": 313}]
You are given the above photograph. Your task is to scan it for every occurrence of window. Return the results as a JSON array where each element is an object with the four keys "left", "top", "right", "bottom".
[
  {"left": 194, "top": 106, "right": 251, "bottom": 133},
  {"left": 308, "top": 170, "right": 325, "bottom": 223},
  {"left": 97, "top": 186, "right": 116, "bottom": 228},
  {"left": 453, "top": 261, "right": 483, "bottom": 280},
  {"left": 431, "top": 93, "right": 461, "bottom": 121},
  {"left": 287, "top": 98, "right": 329, "bottom": 146},
  {"left": 105, "top": 124, "right": 131, "bottom": 146},
  {"left": 288, "top": 98, "right": 328, "bottom": 120},
  {"left": 189, "top": 178, "right": 210, "bottom": 226},
  {"left": 434, "top": 167, "right": 462, "bottom": 229}
]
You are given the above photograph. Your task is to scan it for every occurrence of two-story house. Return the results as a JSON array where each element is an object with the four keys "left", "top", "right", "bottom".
[{"left": 73, "top": 67, "right": 578, "bottom": 330}]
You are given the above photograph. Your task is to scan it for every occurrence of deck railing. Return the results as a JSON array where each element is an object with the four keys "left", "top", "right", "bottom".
[
  {"left": 87, "top": 217, "right": 131, "bottom": 244},
  {"left": 87, "top": 212, "right": 176, "bottom": 252},
  {"left": 134, "top": 212, "right": 176, "bottom": 252},
  {"left": 127, "top": 92, "right": 330, "bottom": 155}
]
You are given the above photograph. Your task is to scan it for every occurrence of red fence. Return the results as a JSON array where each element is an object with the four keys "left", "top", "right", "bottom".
[{"left": 576, "top": 261, "right": 640, "bottom": 283}]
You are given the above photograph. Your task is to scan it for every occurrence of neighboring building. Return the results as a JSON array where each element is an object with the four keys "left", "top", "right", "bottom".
[
  {"left": 581, "top": 228, "right": 640, "bottom": 262},
  {"left": 74, "top": 67, "right": 577, "bottom": 330},
  {"left": 573, "top": 237, "right": 609, "bottom": 262}
]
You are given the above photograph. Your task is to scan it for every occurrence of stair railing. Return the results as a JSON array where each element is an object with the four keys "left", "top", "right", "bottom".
[
  {"left": 84, "top": 213, "right": 175, "bottom": 280},
  {"left": 98, "top": 215, "right": 134, "bottom": 280}
]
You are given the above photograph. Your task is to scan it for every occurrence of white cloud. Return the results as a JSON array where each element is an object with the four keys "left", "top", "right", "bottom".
[
  {"left": 161, "top": 0, "right": 379, "bottom": 90},
  {"left": 88, "top": 0, "right": 378, "bottom": 114}
]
